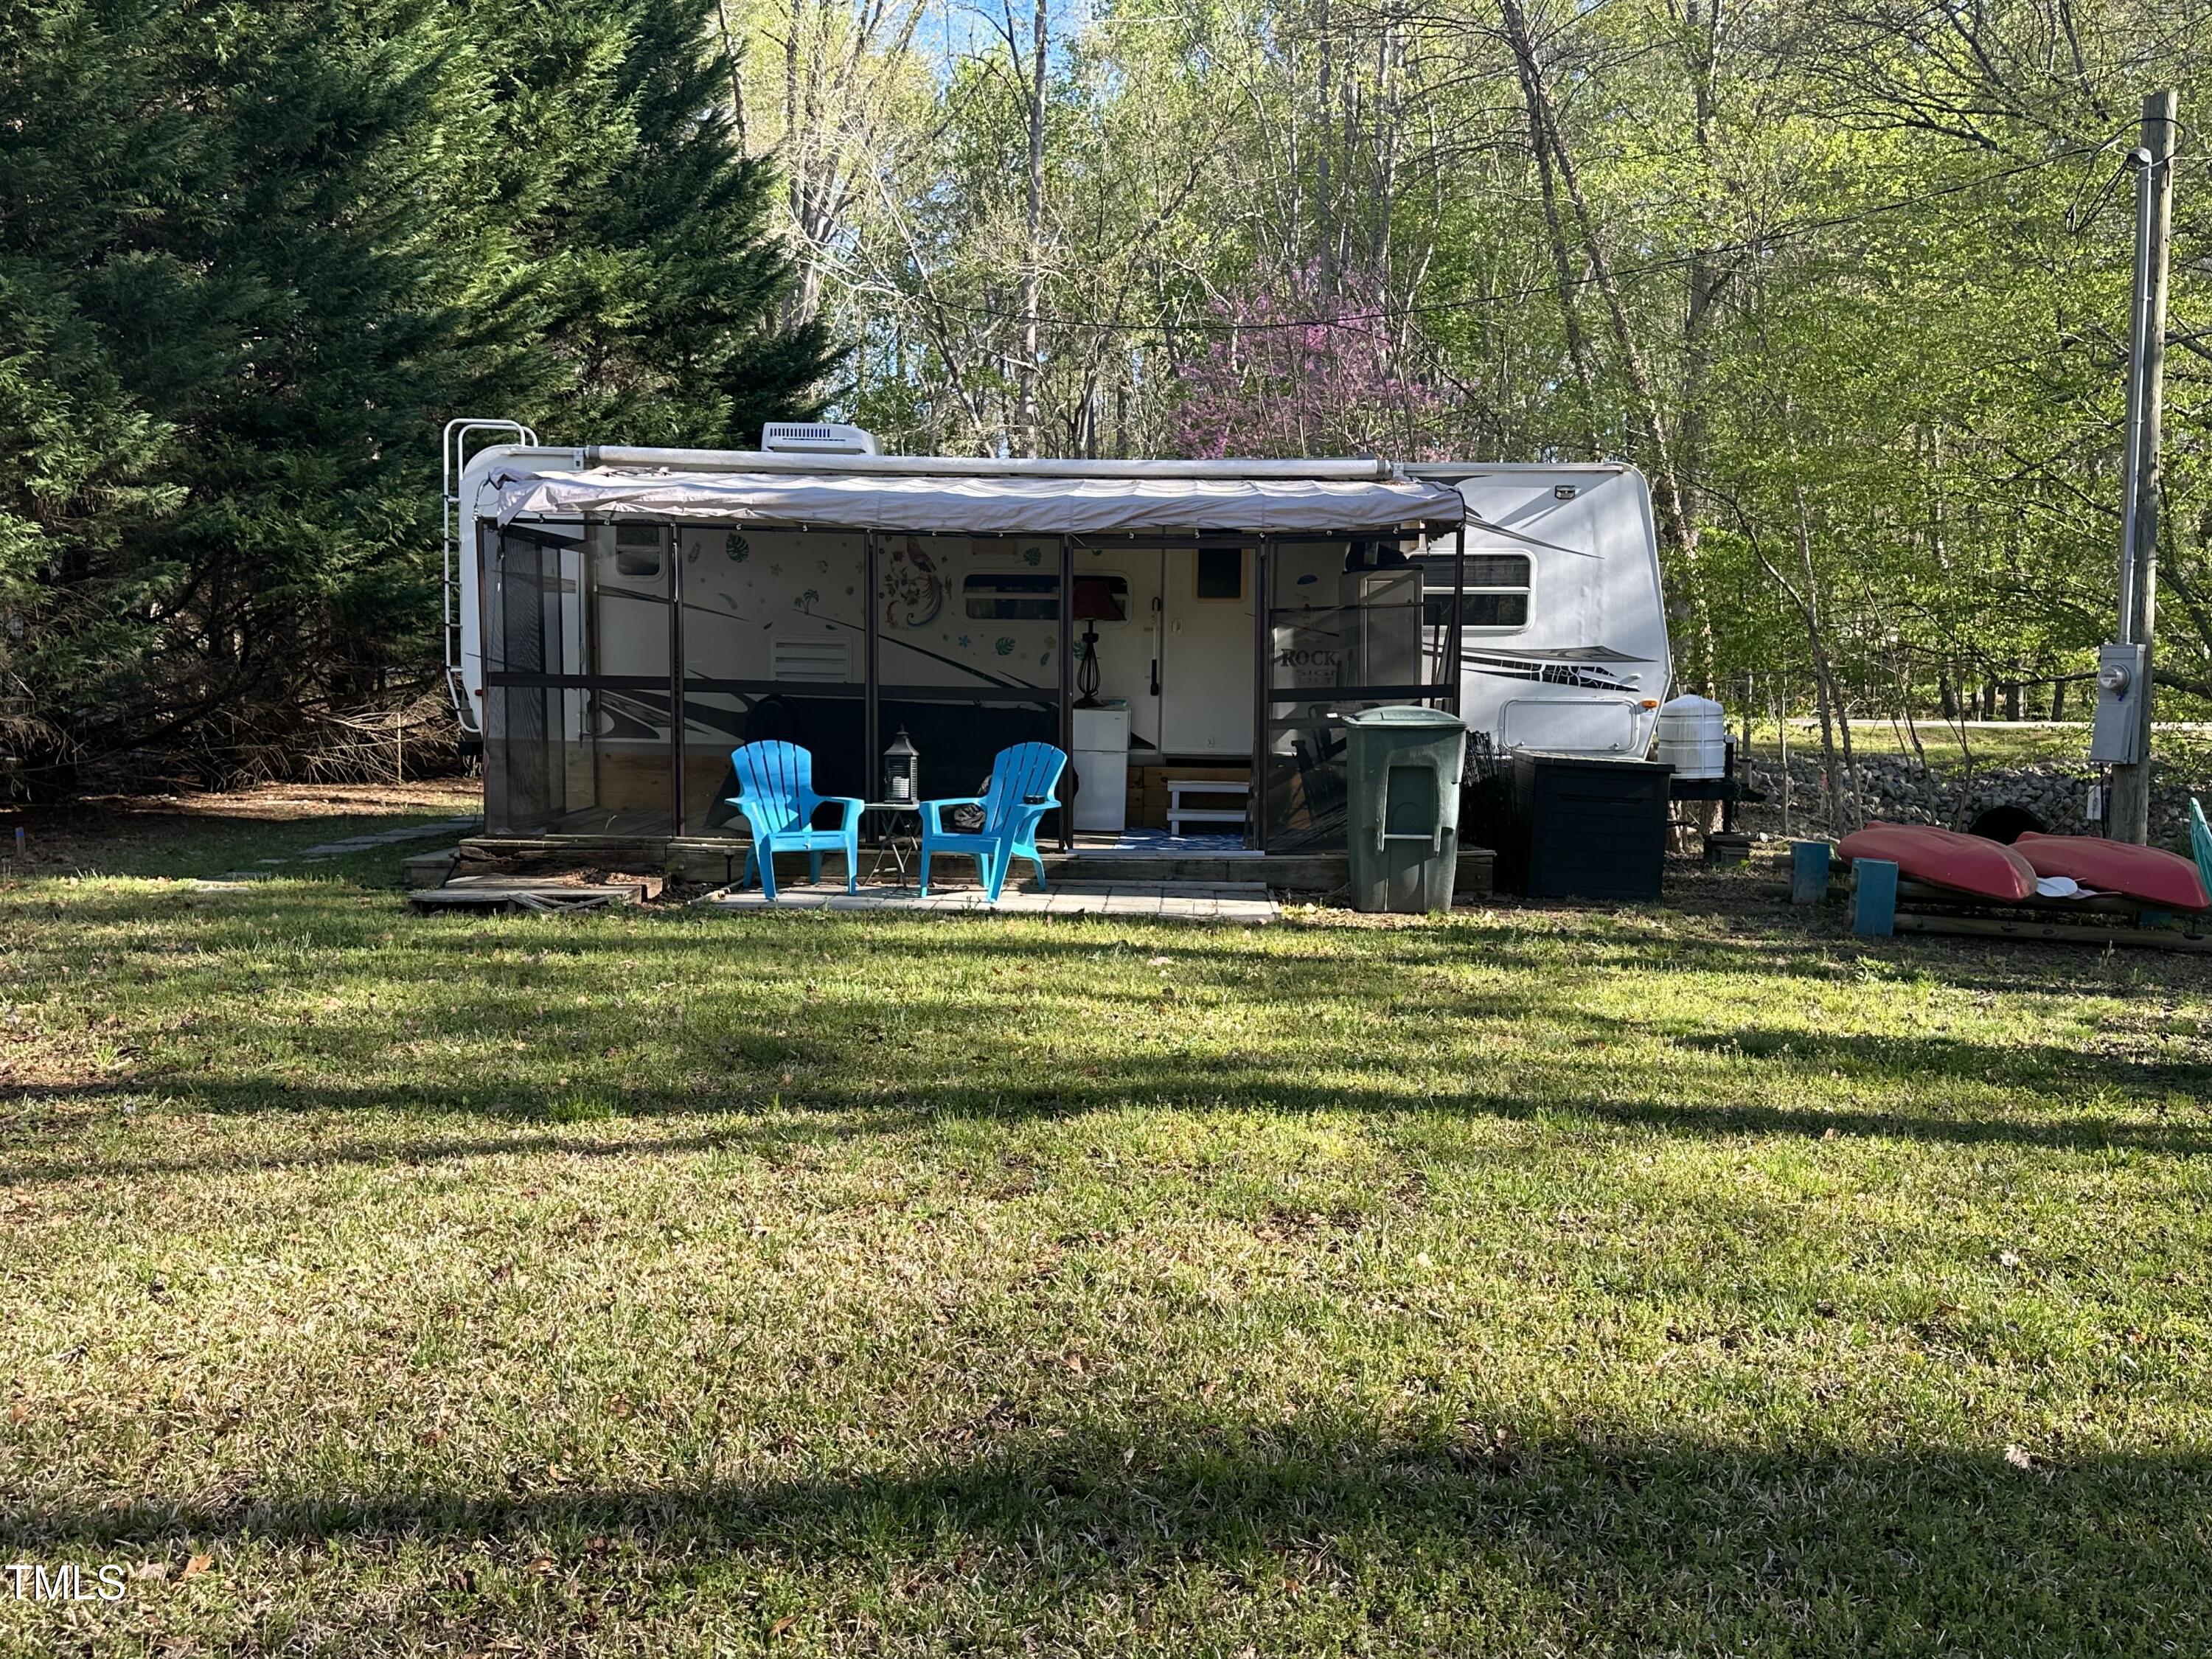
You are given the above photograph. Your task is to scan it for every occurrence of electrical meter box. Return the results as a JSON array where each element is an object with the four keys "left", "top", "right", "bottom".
[{"left": 2088, "top": 641, "right": 2148, "bottom": 765}]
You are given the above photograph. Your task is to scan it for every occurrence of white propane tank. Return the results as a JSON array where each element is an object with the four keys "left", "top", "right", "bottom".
[{"left": 1654, "top": 694, "right": 1728, "bottom": 779}]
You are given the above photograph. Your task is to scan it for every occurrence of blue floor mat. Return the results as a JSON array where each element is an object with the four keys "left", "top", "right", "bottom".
[{"left": 1087, "top": 827, "right": 1252, "bottom": 855}]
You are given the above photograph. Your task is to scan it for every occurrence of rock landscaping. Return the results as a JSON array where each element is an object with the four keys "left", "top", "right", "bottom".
[{"left": 1746, "top": 751, "right": 2209, "bottom": 846}]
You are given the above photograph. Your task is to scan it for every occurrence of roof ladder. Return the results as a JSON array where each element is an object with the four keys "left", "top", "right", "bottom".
[{"left": 442, "top": 418, "right": 538, "bottom": 732}]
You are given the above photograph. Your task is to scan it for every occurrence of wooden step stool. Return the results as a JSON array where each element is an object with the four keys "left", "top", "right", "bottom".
[{"left": 1167, "top": 778, "right": 1250, "bottom": 838}]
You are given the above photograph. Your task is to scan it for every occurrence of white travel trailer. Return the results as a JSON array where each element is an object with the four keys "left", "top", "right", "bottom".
[
  {"left": 445, "top": 423, "right": 1672, "bottom": 853},
  {"left": 1405, "top": 462, "right": 1673, "bottom": 762}
]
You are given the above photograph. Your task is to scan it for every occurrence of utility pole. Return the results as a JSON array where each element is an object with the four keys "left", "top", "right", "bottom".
[{"left": 2104, "top": 91, "right": 2177, "bottom": 843}]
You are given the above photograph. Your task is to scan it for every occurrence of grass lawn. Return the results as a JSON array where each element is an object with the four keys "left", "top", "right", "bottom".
[
  {"left": 1742, "top": 719, "right": 2090, "bottom": 768},
  {"left": 1742, "top": 718, "right": 2212, "bottom": 773},
  {"left": 4, "top": 796, "right": 2211, "bottom": 1655}
]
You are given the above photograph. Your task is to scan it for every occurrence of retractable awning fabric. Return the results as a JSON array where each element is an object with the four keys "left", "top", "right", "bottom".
[{"left": 491, "top": 465, "right": 1465, "bottom": 537}]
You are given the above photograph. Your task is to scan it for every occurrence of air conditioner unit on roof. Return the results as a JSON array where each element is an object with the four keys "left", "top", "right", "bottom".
[{"left": 761, "top": 422, "right": 881, "bottom": 456}]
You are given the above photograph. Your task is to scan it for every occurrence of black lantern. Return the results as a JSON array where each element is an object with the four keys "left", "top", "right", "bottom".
[{"left": 883, "top": 727, "right": 920, "bottom": 804}]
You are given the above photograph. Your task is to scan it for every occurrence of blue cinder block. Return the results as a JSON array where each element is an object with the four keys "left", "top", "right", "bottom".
[
  {"left": 1790, "top": 841, "right": 1832, "bottom": 905},
  {"left": 1851, "top": 859, "right": 1898, "bottom": 936}
]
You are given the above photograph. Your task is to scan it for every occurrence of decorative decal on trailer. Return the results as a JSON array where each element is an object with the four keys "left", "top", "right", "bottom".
[
  {"left": 1463, "top": 649, "right": 1646, "bottom": 693},
  {"left": 881, "top": 539, "right": 945, "bottom": 628}
]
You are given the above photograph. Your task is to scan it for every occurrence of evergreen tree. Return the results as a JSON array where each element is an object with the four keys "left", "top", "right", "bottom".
[
  {"left": 474, "top": 0, "right": 838, "bottom": 447},
  {"left": 0, "top": 0, "right": 833, "bottom": 793}
]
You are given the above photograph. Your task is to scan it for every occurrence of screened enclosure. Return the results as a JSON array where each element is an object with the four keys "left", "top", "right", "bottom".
[
  {"left": 1260, "top": 539, "right": 1467, "bottom": 851},
  {"left": 482, "top": 522, "right": 679, "bottom": 838},
  {"left": 473, "top": 462, "right": 1467, "bottom": 850},
  {"left": 481, "top": 521, "right": 1074, "bottom": 841}
]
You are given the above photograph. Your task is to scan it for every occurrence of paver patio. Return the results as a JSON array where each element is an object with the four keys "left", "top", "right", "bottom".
[{"left": 698, "top": 880, "right": 1279, "bottom": 923}]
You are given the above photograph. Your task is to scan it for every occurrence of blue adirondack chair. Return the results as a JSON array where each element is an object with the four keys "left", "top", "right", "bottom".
[
  {"left": 918, "top": 742, "right": 1066, "bottom": 900},
  {"left": 726, "top": 742, "right": 863, "bottom": 900},
  {"left": 2192, "top": 799, "right": 2212, "bottom": 900}
]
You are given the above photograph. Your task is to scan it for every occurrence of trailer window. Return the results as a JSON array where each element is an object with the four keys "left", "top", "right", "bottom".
[
  {"left": 964, "top": 572, "right": 1061, "bottom": 620},
  {"left": 1194, "top": 547, "right": 1245, "bottom": 600},
  {"left": 1422, "top": 552, "right": 1528, "bottom": 628},
  {"left": 611, "top": 523, "right": 663, "bottom": 579}
]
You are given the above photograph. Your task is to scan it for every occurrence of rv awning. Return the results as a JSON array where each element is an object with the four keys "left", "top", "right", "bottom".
[{"left": 490, "top": 465, "right": 1465, "bottom": 537}]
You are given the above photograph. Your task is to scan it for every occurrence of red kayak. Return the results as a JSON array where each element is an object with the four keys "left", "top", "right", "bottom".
[
  {"left": 2015, "top": 832, "right": 2209, "bottom": 911},
  {"left": 1838, "top": 822, "right": 2037, "bottom": 902}
]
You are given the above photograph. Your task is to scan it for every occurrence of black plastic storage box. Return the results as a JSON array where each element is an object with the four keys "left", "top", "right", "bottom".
[{"left": 1497, "top": 753, "right": 1672, "bottom": 901}]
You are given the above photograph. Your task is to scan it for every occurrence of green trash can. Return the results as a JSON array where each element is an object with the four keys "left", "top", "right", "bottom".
[{"left": 1343, "top": 706, "right": 1469, "bottom": 913}]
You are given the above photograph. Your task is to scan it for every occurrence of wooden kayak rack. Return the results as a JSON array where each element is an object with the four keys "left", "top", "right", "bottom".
[{"left": 1789, "top": 840, "right": 2212, "bottom": 953}]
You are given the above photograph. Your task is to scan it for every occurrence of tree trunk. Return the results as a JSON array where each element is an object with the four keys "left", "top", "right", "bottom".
[
  {"left": 1510, "top": 51, "right": 1601, "bottom": 459},
  {"left": 1498, "top": 0, "right": 1713, "bottom": 691},
  {"left": 1676, "top": 0, "right": 1725, "bottom": 570},
  {"left": 714, "top": 0, "right": 748, "bottom": 150},
  {"left": 1792, "top": 483, "right": 1859, "bottom": 828},
  {"left": 1315, "top": 0, "right": 1335, "bottom": 292},
  {"left": 1895, "top": 649, "right": 1928, "bottom": 768},
  {"left": 784, "top": 0, "right": 804, "bottom": 319},
  {"left": 1015, "top": 0, "right": 1048, "bottom": 458},
  {"left": 1733, "top": 490, "right": 1854, "bottom": 831}
]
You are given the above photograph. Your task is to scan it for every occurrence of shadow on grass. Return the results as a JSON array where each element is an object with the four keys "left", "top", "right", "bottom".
[
  {"left": 6, "top": 1414, "right": 2206, "bottom": 1649},
  {"left": 0, "top": 1093, "right": 920, "bottom": 1187},
  {"left": 22, "top": 874, "right": 2212, "bottom": 995},
  {"left": 1658, "top": 1023, "right": 2212, "bottom": 1095},
  {"left": 8, "top": 1057, "right": 2211, "bottom": 1189},
  {"left": 18, "top": 879, "right": 2205, "bottom": 1013},
  {"left": 10, "top": 884, "right": 2212, "bottom": 1185}
]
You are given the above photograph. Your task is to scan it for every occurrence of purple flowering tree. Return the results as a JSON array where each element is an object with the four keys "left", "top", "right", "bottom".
[{"left": 1171, "top": 266, "right": 1452, "bottom": 460}]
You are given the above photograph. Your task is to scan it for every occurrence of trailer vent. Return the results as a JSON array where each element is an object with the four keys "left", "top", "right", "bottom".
[
  {"left": 761, "top": 422, "right": 881, "bottom": 456},
  {"left": 771, "top": 636, "right": 855, "bottom": 683}
]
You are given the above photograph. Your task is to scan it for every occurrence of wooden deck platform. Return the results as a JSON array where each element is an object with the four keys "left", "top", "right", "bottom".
[
  {"left": 448, "top": 834, "right": 1495, "bottom": 901},
  {"left": 698, "top": 880, "right": 1281, "bottom": 925}
]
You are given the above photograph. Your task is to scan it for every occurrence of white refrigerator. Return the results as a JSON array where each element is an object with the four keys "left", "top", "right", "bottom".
[{"left": 1071, "top": 702, "right": 1130, "bottom": 832}]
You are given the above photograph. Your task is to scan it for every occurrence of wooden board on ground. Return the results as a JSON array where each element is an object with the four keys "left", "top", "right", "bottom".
[
  {"left": 1894, "top": 878, "right": 2154, "bottom": 918},
  {"left": 1779, "top": 849, "right": 2212, "bottom": 952},
  {"left": 1892, "top": 912, "right": 2212, "bottom": 952},
  {"left": 410, "top": 872, "right": 663, "bottom": 914}
]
